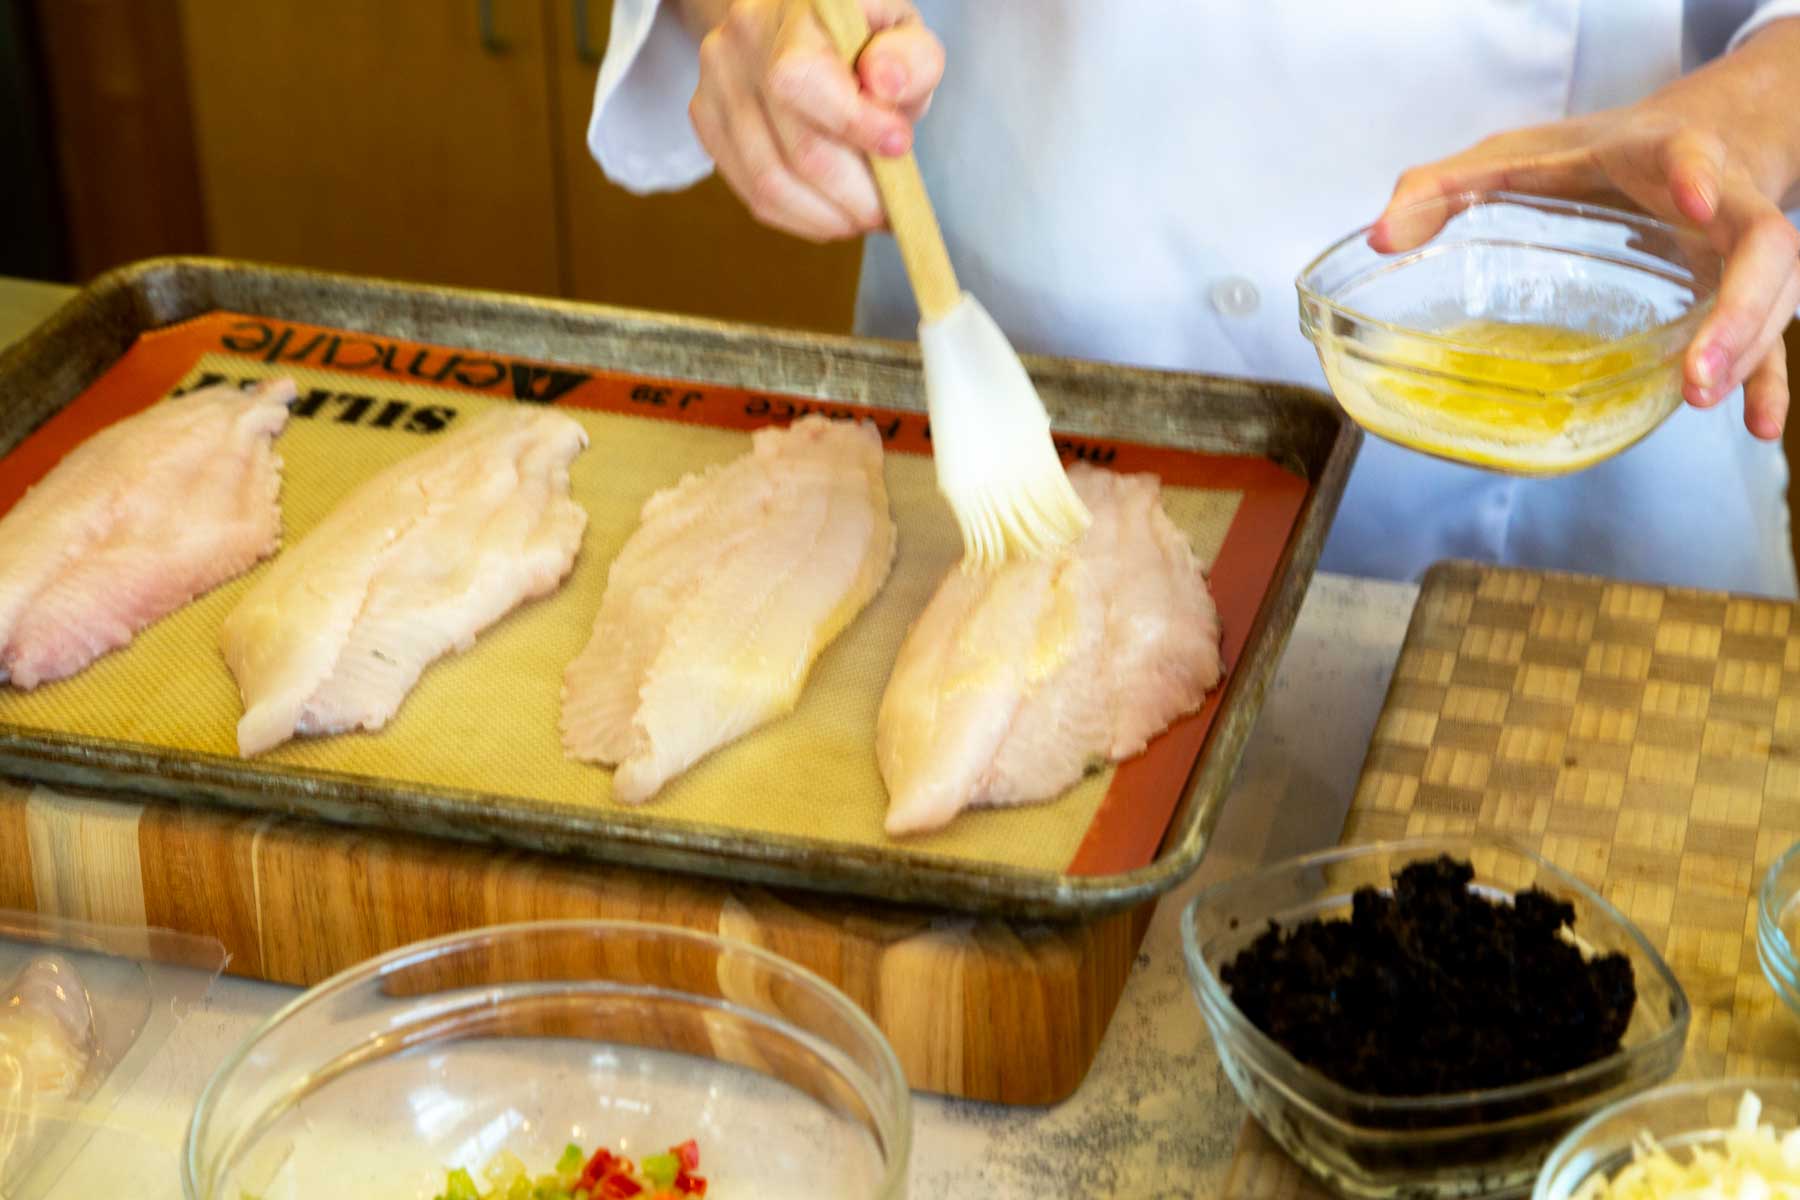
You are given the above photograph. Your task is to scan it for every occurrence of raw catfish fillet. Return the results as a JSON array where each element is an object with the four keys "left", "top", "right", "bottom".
[
  {"left": 0, "top": 378, "right": 294, "bottom": 690},
  {"left": 222, "top": 407, "right": 589, "bottom": 757},
  {"left": 561, "top": 415, "right": 897, "bottom": 804},
  {"left": 878, "top": 463, "right": 1223, "bottom": 837}
]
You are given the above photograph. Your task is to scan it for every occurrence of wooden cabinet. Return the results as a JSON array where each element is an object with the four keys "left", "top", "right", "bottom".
[
  {"left": 172, "top": 0, "right": 861, "bottom": 332},
  {"left": 180, "top": 1, "right": 564, "bottom": 297},
  {"left": 30, "top": 0, "right": 206, "bottom": 280}
]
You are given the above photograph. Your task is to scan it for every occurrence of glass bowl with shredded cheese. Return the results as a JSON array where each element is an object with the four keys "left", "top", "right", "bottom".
[{"left": 1534, "top": 1079, "right": 1800, "bottom": 1199}]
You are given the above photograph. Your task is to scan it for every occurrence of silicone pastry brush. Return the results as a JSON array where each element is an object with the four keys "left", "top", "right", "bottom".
[{"left": 811, "top": 0, "right": 1089, "bottom": 570}]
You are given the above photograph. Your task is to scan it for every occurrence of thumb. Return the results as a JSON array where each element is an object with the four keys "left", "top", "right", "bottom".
[
  {"left": 1368, "top": 137, "right": 1598, "bottom": 253},
  {"left": 1368, "top": 169, "right": 1465, "bottom": 254},
  {"left": 1661, "top": 129, "right": 1727, "bottom": 225},
  {"left": 858, "top": 17, "right": 944, "bottom": 108}
]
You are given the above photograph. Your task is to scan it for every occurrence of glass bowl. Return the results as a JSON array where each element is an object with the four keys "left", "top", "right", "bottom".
[
  {"left": 1296, "top": 191, "right": 1720, "bottom": 476},
  {"left": 183, "top": 920, "right": 911, "bottom": 1200},
  {"left": 1181, "top": 834, "right": 1690, "bottom": 1200},
  {"left": 1757, "top": 838, "right": 1800, "bottom": 1017},
  {"left": 1534, "top": 1077, "right": 1800, "bottom": 1198}
]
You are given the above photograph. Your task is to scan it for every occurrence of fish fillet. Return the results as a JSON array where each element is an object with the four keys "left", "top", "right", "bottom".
[
  {"left": 223, "top": 407, "right": 588, "bottom": 756},
  {"left": 0, "top": 379, "right": 293, "bottom": 690},
  {"left": 878, "top": 463, "right": 1222, "bottom": 836},
  {"left": 562, "top": 415, "right": 896, "bottom": 804}
]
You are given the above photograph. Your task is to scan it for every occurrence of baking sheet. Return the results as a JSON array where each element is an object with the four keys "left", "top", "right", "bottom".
[{"left": 0, "top": 259, "right": 1357, "bottom": 917}]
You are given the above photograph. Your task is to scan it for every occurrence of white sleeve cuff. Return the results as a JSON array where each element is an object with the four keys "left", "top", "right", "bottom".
[
  {"left": 587, "top": 0, "right": 715, "bottom": 194},
  {"left": 1729, "top": 0, "right": 1800, "bottom": 51}
]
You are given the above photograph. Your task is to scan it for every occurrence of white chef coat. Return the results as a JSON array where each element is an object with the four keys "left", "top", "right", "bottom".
[{"left": 589, "top": 1, "right": 1800, "bottom": 599}]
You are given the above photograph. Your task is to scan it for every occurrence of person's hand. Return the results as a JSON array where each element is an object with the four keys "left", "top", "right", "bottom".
[
  {"left": 1371, "top": 24, "right": 1800, "bottom": 440},
  {"left": 685, "top": 0, "right": 943, "bottom": 242}
]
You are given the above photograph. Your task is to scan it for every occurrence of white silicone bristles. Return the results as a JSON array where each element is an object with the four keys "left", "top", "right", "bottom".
[{"left": 919, "top": 294, "right": 1091, "bottom": 571}]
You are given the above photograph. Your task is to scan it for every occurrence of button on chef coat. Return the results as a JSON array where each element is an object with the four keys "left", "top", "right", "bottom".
[{"left": 589, "top": 0, "right": 1800, "bottom": 599}]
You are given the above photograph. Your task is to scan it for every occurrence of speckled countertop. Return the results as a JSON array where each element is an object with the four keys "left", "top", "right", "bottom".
[{"left": 0, "top": 277, "right": 1421, "bottom": 1198}]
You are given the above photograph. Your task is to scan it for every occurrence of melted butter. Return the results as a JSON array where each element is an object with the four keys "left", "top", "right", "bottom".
[
  {"left": 1325, "top": 318, "right": 1675, "bottom": 473},
  {"left": 1420, "top": 320, "right": 1643, "bottom": 389}
]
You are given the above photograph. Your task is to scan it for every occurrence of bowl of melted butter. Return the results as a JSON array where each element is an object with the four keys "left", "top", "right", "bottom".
[{"left": 1297, "top": 192, "right": 1720, "bottom": 475}]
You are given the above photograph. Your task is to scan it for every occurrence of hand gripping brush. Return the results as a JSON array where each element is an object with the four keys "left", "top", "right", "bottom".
[{"left": 811, "top": 0, "right": 1090, "bottom": 570}]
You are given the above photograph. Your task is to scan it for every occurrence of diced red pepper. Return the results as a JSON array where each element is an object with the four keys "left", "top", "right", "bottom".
[
  {"left": 674, "top": 1171, "right": 707, "bottom": 1196},
  {"left": 599, "top": 1175, "right": 644, "bottom": 1198},
  {"left": 671, "top": 1140, "right": 700, "bottom": 1172},
  {"left": 578, "top": 1148, "right": 618, "bottom": 1190}
]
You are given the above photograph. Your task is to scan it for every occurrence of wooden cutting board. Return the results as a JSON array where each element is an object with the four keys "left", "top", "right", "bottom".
[
  {"left": 1226, "top": 559, "right": 1800, "bottom": 1195},
  {"left": 0, "top": 774, "right": 1151, "bottom": 1107}
]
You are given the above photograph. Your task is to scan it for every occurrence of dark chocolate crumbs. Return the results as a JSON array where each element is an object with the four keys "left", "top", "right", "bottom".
[{"left": 1219, "top": 855, "right": 1635, "bottom": 1096}]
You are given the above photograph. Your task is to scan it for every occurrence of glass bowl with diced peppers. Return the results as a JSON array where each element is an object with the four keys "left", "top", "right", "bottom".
[{"left": 182, "top": 921, "right": 911, "bottom": 1200}]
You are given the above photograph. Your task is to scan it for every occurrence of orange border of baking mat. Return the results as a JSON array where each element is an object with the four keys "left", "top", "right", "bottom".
[{"left": 1, "top": 312, "right": 1307, "bottom": 877}]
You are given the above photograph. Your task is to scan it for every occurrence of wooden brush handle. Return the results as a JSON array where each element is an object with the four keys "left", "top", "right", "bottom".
[{"left": 810, "top": 0, "right": 961, "bottom": 322}]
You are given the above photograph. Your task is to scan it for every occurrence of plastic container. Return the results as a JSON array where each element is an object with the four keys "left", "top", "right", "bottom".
[
  {"left": 184, "top": 919, "right": 912, "bottom": 1200},
  {"left": 1181, "top": 834, "right": 1689, "bottom": 1199},
  {"left": 0, "top": 909, "right": 226, "bottom": 1198},
  {"left": 1297, "top": 191, "right": 1719, "bottom": 475}
]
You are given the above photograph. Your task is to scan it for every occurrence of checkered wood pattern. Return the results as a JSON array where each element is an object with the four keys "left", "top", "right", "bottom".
[{"left": 1226, "top": 559, "right": 1800, "bottom": 1197}]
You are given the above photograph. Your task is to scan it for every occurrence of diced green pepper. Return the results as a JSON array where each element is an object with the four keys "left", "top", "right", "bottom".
[
  {"left": 484, "top": 1150, "right": 528, "bottom": 1193},
  {"left": 444, "top": 1167, "right": 480, "bottom": 1200},
  {"left": 556, "top": 1144, "right": 585, "bottom": 1177},
  {"left": 641, "top": 1153, "right": 680, "bottom": 1188}
]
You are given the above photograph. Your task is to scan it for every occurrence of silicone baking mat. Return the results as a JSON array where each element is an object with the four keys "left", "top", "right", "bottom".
[{"left": 0, "top": 312, "right": 1307, "bottom": 876}]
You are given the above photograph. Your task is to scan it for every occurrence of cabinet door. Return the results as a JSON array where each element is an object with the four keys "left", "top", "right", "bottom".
[
  {"left": 180, "top": 0, "right": 562, "bottom": 296},
  {"left": 30, "top": 0, "right": 206, "bottom": 281},
  {"left": 550, "top": 0, "right": 862, "bottom": 333}
]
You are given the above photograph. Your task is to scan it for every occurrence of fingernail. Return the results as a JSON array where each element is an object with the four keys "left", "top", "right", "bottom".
[
  {"left": 878, "top": 129, "right": 908, "bottom": 156},
  {"left": 874, "top": 61, "right": 907, "bottom": 99},
  {"left": 1695, "top": 179, "right": 1718, "bottom": 216},
  {"left": 1694, "top": 345, "right": 1728, "bottom": 389}
]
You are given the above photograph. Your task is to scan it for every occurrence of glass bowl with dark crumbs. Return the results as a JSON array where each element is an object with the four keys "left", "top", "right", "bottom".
[{"left": 1181, "top": 835, "right": 1688, "bottom": 1200}]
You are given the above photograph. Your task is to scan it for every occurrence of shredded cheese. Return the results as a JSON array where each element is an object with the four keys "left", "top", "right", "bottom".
[{"left": 1571, "top": 1092, "right": 1800, "bottom": 1199}]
